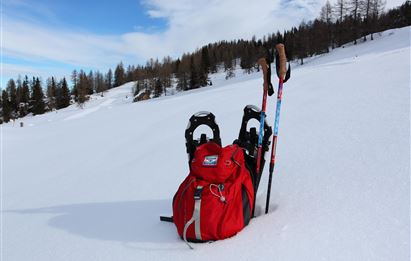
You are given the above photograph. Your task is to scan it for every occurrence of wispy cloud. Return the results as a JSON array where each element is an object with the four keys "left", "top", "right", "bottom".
[
  {"left": 2, "top": 63, "right": 69, "bottom": 80},
  {"left": 3, "top": 0, "right": 58, "bottom": 24},
  {"left": 3, "top": 17, "right": 129, "bottom": 67}
]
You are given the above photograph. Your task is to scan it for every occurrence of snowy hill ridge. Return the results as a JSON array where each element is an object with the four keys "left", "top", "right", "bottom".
[
  {"left": 4, "top": 27, "right": 409, "bottom": 128},
  {"left": 2, "top": 27, "right": 410, "bottom": 261}
]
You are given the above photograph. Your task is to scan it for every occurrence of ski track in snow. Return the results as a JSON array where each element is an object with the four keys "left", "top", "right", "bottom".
[
  {"left": 64, "top": 98, "right": 116, "bottom": 121},
  {"left": 2, "top": 27, "right": 410, "bottom": 261}
]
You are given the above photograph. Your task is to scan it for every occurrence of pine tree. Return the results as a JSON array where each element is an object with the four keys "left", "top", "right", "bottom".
[
  {"left": 56, "top": 77, "right": 71, "bottom": 109},
  {"left": 46, "top": 77, "right": 57, "bottom": 110},
  {"left": 21, "top": 76, "right": 30, "bottom": 103},
  {"left": 87, "top": 70, "right": 94, "bottom": 95},
  {"left": 114, "top": 62, "right": 125, "bottom": 87},
  {"left": 161, "top": 56, "right": 173, "bottom": 94},
  {"left": 126, "top": 65, "right": 134, "bottom": 82},
  {"left": 31, "top": 77, "right": 45, "bottom": 115},
  {"left": 240, "top": 45, "right": 254, "bottom": 73},
  {"left": 76, "top": 70, "right": 88, "bottom": 106},
  {"left": 199, "top": 48, "right": 210, "bottom": 87},
  {"left": 106, "top": 69, "right": 113, "bottom": 89},
  {"left": 349, "top": 0, "right": 361, "bottom": 44},
  {"left": 296, "top": 22, "right": 309, "bottom": 64},
  {"left": 176, "top": 62, "right": 189, "bottom": 91},
  {"left": 201, "top": 47, "right": 210, "bottom": 74},
  {"left": 189, "top": 56, "right": 200, "bottom": 89},
  {"left": 71, "top": 70, "right": 78, "bottom": 97},
  {"left": 95, "top": 71, "right": 107, "bottom": 95},
  {"left": 209, "top": 48, "right": 218, "bottom": 73},
  {"left": 6, "top": 79, "right": 17, "bottom": 117},
  {"left": 320, "top": 0, "right": 334, "bottom": 49},
  {"left": 369, "top": 0, "right": 386, "bottom": 40},
  {"left": 334, "top": 0, "right": 350, "bottom": 46},
  {"left": 133, "top": 81, "right": 141, "bottom": 97},
  {"left": 175, "top": 58, "right": 185, "bottom": 91},
  {"left": 223, "top": 50, "right": 235, "bottom": 80},
  {"left": 1, "top": 90, "right": 11, "bottom": 122},
  {"left": 15, "top": 76, "right": 23, "bottom": 116},
  {"left": 19, "top": 76, "right": 30, "bottom": 117},
  {"left": 154, "top": 78, "right": 163, "bottom": 97}
]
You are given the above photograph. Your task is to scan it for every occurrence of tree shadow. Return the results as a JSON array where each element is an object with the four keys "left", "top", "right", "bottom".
[{"left": 7, "top": 200, "right": 178, "bottom": 244}]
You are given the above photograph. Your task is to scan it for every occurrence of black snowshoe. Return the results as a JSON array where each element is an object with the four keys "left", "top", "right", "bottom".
[{"left": 234, "top": 105, "right": 272, "bottom": 194}]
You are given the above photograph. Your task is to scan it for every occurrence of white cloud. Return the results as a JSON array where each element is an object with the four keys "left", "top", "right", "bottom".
[
  {"left": 132, "top": 0, "right": 324, "bottom": 58},
  {"left": 8, "top": 0, "right": 380, "bottom": 82},
  {"left": 3, "top": 17, "right": 128, "bottom": 68}
]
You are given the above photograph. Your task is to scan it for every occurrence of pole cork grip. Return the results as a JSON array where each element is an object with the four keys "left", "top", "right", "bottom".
[
  {"left": 258, "top": 58, "right": 269, "bottom": 91},
  {"left": 275, "top": 44, "right": 287, "bottom": 79}
]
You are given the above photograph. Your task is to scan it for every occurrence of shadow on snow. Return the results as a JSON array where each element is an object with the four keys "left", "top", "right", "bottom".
[{"left": 7, "top": 200, "right": 178, "bottom": 244}]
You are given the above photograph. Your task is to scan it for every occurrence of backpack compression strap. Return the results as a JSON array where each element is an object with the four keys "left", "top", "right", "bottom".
[{"left": 183, "top": 186, "right": 204, "bottom": 249}]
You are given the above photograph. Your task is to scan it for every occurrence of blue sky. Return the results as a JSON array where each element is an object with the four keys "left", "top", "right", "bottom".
[
  {"left": 7, "top": 0, "right": 168, "bottom": 34},
  {"left": 1, "top": 0, "right": 405, "bottom": 88}
]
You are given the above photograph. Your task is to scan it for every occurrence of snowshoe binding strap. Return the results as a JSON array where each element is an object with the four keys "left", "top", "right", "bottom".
[
  {"left": 185, "top": 111, "right": 221, "bottom": 167},
  {"left": 267, "top": 59, "right": 275, "bottom": 97},
  {"left": 263, "top": 49, "right": 275, "bottom": 97}
]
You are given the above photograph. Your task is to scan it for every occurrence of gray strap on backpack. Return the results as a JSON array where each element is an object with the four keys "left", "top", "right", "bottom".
[{"left": 183, "top": 185, "right": 203, "bottom": 249}]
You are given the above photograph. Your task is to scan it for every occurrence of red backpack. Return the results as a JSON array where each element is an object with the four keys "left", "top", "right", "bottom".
[
  {"left": 160, "top": 108, "right": 272, "bottom": 247},
  {"left": 172, "top": 142, "right": 254, "bottom": 244}
]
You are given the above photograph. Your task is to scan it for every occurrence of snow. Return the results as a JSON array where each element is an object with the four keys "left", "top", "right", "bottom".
[{"left": 2, "top": 27, "right": 410, "bottom": 261}]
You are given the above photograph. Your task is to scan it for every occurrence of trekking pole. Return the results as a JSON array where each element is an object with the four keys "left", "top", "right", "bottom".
[
  {"left": 252, "top": 57, "right": 274, "bottom": 217},
  {"left": 256, "top": 54, "right": 275, "bottom": 173},
  {"left": 255, "top": 58, "right": 269, "bottom": 178},
  {"left": 265, "top": 43, "right": 290, "bottom": 214}
]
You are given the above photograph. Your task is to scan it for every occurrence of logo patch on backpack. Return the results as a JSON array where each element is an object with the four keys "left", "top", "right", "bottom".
[{"left": 203, "top": 155, "right": 218, "bottom": 166}]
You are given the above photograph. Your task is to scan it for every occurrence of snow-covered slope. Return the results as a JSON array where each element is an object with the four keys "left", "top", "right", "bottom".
[{"left": 2, "top": 27, "right": 410, "bottom": 261}]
